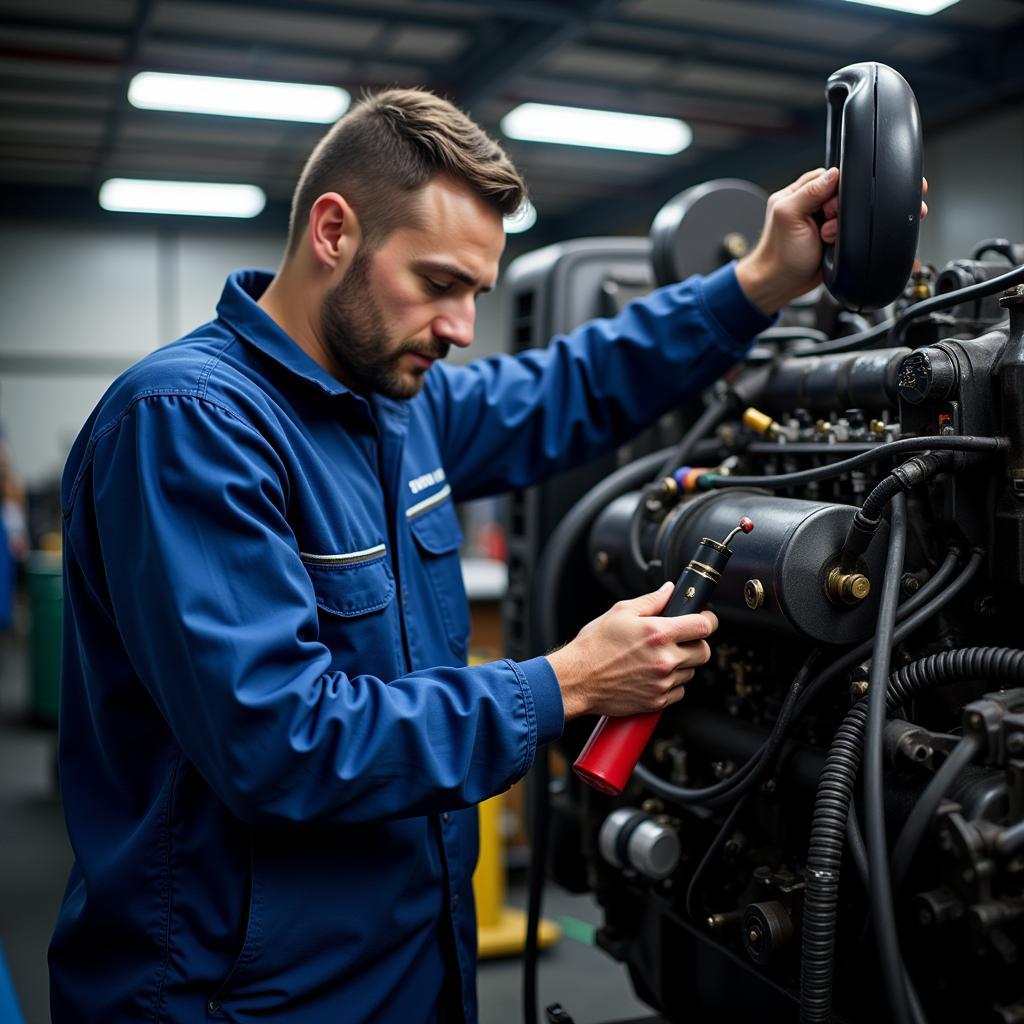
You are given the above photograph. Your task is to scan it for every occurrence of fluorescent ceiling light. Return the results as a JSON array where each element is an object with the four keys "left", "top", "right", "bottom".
[
  {"left": 501, "top": 103, "right": 691, "bottom": 155},
  {"left": 99, "top": 179, "right": 267, "bottom": 218},
  {"left": 128, "top": 71, "right": 350, "bottom": 123},
  {"left": 504, "top": 200, "right": 537, "bottom": 234},
  {"left": 839, "top": 0, "right": 958, "bottom": 13}
]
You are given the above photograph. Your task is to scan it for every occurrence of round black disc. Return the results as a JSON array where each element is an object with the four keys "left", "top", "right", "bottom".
[{"left": 650, "top": 178, "right": 768, "bottom": 287}]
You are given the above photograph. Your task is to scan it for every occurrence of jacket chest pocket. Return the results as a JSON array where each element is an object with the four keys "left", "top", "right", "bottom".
[
  {"left": 407, "top": 498, "right": 470, "bottom": 660},
  {"left": 300, "top": 546, "right": 402, "bottom": 675}
]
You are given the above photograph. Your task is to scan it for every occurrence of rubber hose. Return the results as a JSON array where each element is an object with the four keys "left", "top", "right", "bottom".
[
  {"left": 800, "top": 647, "right": 1024, "bottom": 1023},
  {"left": 864, "top": 492, "right": 910, "bottom": 1024},
  {"left": 655, "top": 398, "right": 728, "bottom": 480},
  {"left": 997, "top": 820, "right": 1024, "bottom": 857},
  {"left": 794, "top": 259, "right": 1024, "bottom": 356},
  {"left": 698, "top": 435, "right": 1007, "bottom": 492},
  {"left": 858, "top": 472, "right": 906, "bottom": 523},
  {"left": 894, "top": 262, "right": 1024, "bottom": 342},
  {"left": 846, "top": 804, "right": 868, "bottom": 891},
  {"left": 628, "top": 400, "right": 729, "bottom": 575},
  {"left": 890, "top": 735, "right": 980, "bottom": 891},
  {"left": 684, "top": 793, "right": 752, "bottom": 923},
  {"left": 633, "top": 652, "right": 821, "bottom": 808}
]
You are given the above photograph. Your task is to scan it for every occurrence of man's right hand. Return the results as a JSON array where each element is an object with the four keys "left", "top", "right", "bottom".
[{"left": 546, "top": 582, "right": 717, "bottom": 721}]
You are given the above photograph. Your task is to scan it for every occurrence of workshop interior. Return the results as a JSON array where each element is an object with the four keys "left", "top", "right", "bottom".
[{"left": 3, "top": 2, "right": 1024, "bottom": 1023}]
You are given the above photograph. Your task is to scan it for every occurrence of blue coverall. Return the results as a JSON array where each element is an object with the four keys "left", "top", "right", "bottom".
[{"left": 50, "top": 266, "right": 768, "bottom": 1022}]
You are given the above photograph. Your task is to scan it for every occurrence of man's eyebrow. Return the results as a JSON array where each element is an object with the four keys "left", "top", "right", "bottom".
[{"left": 416, "top": 260, "right": 495, "bottom": 294}]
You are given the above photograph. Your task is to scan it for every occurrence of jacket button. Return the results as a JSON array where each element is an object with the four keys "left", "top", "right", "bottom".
[
  {"left": 452, "top": 893, "right": 460, "bottom": 909},
  {"left": 442, "top": 813, "right": 449, "bottom": 822},
  {"left": 208, "top": 1000, "right": 219, "bottom": 1014}
]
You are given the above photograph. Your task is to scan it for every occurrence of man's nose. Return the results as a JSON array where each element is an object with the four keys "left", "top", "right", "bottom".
[{"left": 432, "top": 300, "right": 475, "bottom": 349}]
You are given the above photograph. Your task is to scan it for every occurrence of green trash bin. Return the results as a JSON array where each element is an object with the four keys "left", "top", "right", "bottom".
[{"left": 26, "top": 550, "right": 62, "bottom": 725}]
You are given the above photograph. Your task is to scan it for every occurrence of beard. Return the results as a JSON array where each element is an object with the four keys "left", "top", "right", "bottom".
[{"left": 320, "top": 247, "right": 449, "bottom": 400}]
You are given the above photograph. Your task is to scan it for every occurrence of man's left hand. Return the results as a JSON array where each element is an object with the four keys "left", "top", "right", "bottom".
[{"left": 735, "top": 167, "right": 929, "bottom": 316}]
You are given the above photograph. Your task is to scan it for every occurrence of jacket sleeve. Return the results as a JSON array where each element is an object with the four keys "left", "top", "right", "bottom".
[
  {"left": 84, "top": 393, "right": 563, "bottom": 826},
  {"left": 423, "top": 263, "right": 773, "bottom": 501}
]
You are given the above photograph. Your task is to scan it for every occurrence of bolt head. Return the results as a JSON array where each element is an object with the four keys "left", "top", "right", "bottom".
[{"left": 1006, "top": 733, "right": 1024, "bottom": 755}]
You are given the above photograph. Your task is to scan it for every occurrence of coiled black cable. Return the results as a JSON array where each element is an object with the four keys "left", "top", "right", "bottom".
[{"left": 800, "top": 646, "right": 1024, "bottom": 1024}]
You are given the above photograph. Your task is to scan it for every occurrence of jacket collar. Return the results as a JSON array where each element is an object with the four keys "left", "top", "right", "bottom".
[
  {"left": 217, "top": 270, "right": 414, "bottom": 439},
  {"left": 216, "top": 269, "right": 357, "bottom": 400}
]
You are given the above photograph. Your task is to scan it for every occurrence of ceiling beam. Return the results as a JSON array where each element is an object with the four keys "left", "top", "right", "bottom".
[
  {"left": 93, "top": 0, "right": 158, "bottom": 188},
  {"left": 184, "top": 0, "right": 573, "bottom": 28},
  {"left": 587, "top": 13, "right": 986, "bottom": 95},
  {"left": 0, "top": 18, "right": 417, "bottom": 87},
  {"left": 451, "top": 0, "right": 622, "bottom": 110}
]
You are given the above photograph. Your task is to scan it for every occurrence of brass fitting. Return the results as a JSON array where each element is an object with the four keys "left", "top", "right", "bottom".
[
  {"left": 827, "top": 566, "right": 871, "bottom": 605},
  {"left": 910, "top": 270, "right": 931, "bottom": 302},
  {"left": 743, "top": 578, "right": 765, "bottom": 610},
  {"left": 723, "top": 232, "right": 750, "bottom": 259},
  {"left": 742, "top": 406, "right": 782, "bottom": 440}
]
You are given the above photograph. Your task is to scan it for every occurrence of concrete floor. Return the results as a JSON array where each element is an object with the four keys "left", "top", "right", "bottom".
[{"left": 0, "top": 630, "right": 656, "bottom": 1024}]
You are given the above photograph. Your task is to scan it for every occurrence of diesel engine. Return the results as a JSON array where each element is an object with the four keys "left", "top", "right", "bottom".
[{"left": 509, "top": 227, "right": 1024, "bottom": 1023}]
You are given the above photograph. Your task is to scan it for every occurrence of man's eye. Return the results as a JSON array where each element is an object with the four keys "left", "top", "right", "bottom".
[{"left": 425, "top": 278, "right": 452, "bottom": 295}]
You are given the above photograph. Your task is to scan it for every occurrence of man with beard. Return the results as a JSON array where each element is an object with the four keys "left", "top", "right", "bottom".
[{"left": 53, "top": 88, "right": 851, "bottom": 1022}]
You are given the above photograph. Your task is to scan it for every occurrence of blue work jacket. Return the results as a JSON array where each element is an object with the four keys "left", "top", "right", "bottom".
[{"left": 51, "top": 266, "right": 768, "bottom": 1023}]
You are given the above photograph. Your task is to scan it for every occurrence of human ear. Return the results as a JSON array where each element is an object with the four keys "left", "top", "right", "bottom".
[{"left": 308, "top": 192, "right": 361, "bottom": 270}]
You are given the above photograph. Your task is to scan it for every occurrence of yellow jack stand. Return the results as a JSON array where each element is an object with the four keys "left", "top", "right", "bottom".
[{"left": 473, "top": 793, "right": 561, "bottom": 958}]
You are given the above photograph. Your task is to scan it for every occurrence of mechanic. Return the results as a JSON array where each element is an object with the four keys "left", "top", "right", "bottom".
[{"left": 51, "top": 88, "right": 849, "bottom": 1022}]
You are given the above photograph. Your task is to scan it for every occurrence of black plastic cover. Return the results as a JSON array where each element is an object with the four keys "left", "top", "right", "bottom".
[{"left": 822, "top": 62, "right": 923, "bottom": 312}]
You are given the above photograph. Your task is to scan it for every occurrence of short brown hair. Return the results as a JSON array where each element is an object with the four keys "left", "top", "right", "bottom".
[{"left": 286, "top": 88, "right": 527, "bottom": 254}]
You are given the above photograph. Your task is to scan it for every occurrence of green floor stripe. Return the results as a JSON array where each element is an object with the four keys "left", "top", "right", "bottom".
[{"left": 557, "top": 915, "right": 596, "bottom": 945}]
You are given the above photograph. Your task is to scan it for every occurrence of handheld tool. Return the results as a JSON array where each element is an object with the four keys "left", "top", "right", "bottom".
[{"left": 573, "top": 517, "right": 754, "bottom": 795}]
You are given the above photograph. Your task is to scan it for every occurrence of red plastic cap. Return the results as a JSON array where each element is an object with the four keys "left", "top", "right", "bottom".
[{"left": 739, "top": 516, "right": 754, "bottom": 533}]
